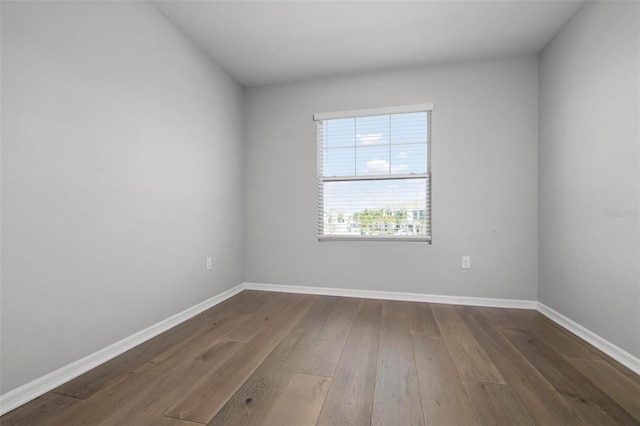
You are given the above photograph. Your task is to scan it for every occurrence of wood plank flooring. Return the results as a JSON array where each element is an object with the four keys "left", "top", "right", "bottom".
[{"left": 2, "top": 291, "right": 639, "bottom": 425}]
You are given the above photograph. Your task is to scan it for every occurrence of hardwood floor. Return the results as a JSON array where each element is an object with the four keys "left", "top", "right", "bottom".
[{"left": 2, "top": 291, "right": 639, "bottom": 425}]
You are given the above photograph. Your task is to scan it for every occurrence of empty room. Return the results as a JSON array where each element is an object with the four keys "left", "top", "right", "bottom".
[{"left": 1, "top": 0, "right": 638, "bottom": 424}]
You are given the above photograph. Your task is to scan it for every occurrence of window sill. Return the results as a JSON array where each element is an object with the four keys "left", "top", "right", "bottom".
[{"left": 318, "top": 235, "right": 432, "bottom": 244}]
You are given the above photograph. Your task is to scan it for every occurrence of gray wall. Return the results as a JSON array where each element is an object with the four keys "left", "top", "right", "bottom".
[
  {"left": 1, "top": 1, "right": 244, "bottom": 393},
  {"left": 539, "top": 1, "right": 639, "bottom": 358},
  {"left": 244, "top": 56, "right": 539, "bottom": 300}
]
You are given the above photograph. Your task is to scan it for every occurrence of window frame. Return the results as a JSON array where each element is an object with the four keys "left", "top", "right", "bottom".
[{"left": 314, "top": 104, "right": 433, "bottom": 243}]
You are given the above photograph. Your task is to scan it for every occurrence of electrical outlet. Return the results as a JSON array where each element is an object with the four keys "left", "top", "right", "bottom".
[
  {"left": 206, "top": 257, "right": 212, "bottom": 270},
  {"left": 462, "top": 256, "right": 471, "bottom": 269}
]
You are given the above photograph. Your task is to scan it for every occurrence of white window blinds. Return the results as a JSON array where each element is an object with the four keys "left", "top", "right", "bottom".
[{"left": 315, "top": 104, "right": 432, "bottom": 242}]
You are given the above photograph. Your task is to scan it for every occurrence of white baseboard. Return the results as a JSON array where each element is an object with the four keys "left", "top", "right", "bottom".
[
  {"left": 537, "top": 302, "right": 640, "bottom": 375},
  {"left": 0, "top": 283, "right": 244, "bottom": 416},
  {"left": 243, "top": 282, "right": 538, "bottom": 309}
]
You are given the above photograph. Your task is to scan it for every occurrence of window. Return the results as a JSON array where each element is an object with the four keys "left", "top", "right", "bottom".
[{"left": 314, "top": 104, "right": 433, "bottom": 242}]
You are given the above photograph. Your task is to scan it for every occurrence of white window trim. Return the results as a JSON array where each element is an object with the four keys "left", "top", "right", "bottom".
[
  {"left": 313, "top": 103, "right": 434, "bottom": 121},
  {"left": 318, "top": 235, "right": 431, "bottom": 243},
  {"left": 315, "top": 104, "right": 433, "bottom": 243}
]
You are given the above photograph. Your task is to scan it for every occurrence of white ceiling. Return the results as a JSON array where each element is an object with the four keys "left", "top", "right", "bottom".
[{"left": 152, "top": 0, "right": 584, "bottom": 87}]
